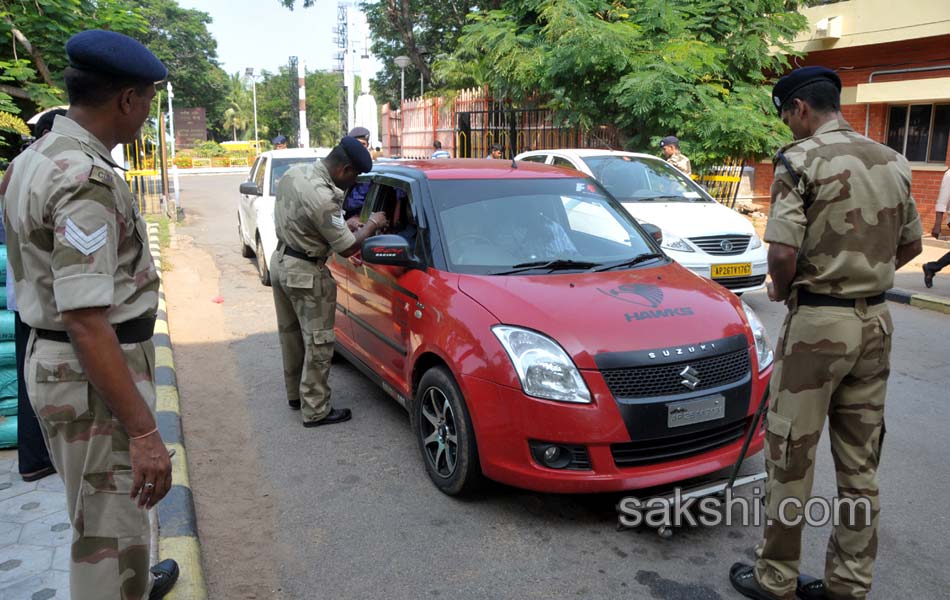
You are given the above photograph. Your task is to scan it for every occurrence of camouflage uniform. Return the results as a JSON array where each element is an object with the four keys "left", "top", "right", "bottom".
[
  {"left": 756, "top": 118, "right": 922, "bottom": 599},
  {"left": 666, "top": 152, "right": 691, "bottom": 176},
  {"left": 1, "top": 116, "right": 159, "bottom": 599},
  {"left": 271, "top": 161, "right": 355, "bottom": 423}
]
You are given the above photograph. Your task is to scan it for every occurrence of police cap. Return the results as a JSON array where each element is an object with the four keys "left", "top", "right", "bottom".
[
  {"left": 772, "top": 66, "right": 841, "bottom": 114},
  {"left": 66, "top": 30, "right": 167, "bottom": 82},
  {"left": 347, "top": 126, "right": 370, "bottom": 139},
  {"left": 659, "top": 136, "right": 679, "bottom": 148},
  {"left": 339, "top": 136, "right": 373, "bottom": 173},
  {"left": 272, "top": 135, "right": 288, "bottom": 145}
]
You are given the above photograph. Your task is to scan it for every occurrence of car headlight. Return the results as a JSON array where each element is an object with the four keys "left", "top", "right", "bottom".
[
  {"left": 741, "top": 301, "right": 773, "bottom": 371},
  {"left": 492, "top": 326, "right": 591, "bottom": 403},
  {"left": 661, "top": 231, "right": 694, "bottom": 252},
  {"left": 749, "top": 235, "right": 763, "bottom": 250}
]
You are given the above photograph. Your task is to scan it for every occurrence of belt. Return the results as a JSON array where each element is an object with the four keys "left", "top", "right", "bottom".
[
  {"left": 797, "top": 289, "right": 886, "bottom": 307},
  {"left": 35, "top": 317, "right": 156, "bottom": 344},
  {"left": 282, "top": 245, "right": 327, "bottom": 264}
]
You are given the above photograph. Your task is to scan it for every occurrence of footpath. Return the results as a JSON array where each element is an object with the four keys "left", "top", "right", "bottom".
[{"left": 0, "top": 223, "right": 206, "bottom": 599}]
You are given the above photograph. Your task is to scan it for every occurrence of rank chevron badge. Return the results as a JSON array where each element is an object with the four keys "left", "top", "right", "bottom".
[{"left": 64, "top": 218, "right": 108, "bottom": 256}]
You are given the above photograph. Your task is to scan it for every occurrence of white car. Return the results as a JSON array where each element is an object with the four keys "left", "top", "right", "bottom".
[
  {"left": 514, "top": 149, "right": 767, "bottom": 294},
  {"left": 238, "top": 148, "right": 330, "bottom": 285}
]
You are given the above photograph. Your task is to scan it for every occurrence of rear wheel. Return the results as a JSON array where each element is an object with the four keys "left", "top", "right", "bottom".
[
  {"left": 415, "top": 366, "right": 482, "bottom": 495},
  {"left": 256, "top": 234, "right": 271, "bottom": 286},
  {"left": 238, "top": 213, "right": 254, "bottom": 258}
]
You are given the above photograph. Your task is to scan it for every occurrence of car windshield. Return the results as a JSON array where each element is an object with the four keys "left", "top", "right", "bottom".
[
  {"left": 270, "top": 157, "right": 318, "bottom": 193},
  {"left": 428, "top": 177, "right": 661, "bottom": 275},
  {"left": 581, "top": 155, "right": 712, "bottom": 203}
]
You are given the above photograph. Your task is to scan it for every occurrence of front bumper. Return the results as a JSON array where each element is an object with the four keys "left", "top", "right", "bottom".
[
  {"left": 460, "top": 366, "right": 770, "bottom": 494},
  {"left": 667, "top": 252, "right": 768, "bottom": 293}
]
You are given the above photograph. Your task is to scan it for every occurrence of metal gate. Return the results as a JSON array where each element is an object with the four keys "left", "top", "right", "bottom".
[
  {"left": 124, "top": 114, "right": 169, "bottom": 215},
  {"left": 697, "top": 158, "right": 745, "bottom": 208}
]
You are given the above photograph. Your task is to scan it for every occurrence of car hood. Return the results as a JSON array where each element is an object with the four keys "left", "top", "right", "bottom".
[
  {"left": 622, "top": 201, "right": 756, "bottom": 238},
  {"left": 457, "top": 262, "right": 749, "bottom": 370}
]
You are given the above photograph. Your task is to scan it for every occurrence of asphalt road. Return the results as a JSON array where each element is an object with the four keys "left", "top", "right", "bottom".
[{"left": 172, "top": 173, "right": 950, "bottom": 600}]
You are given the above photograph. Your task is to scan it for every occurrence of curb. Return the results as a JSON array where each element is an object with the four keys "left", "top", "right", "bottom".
[
  {"left": 148, "top": 223, "right": 209, "bottom": 600},
  {"left": 886, "top": 288, "right": 950, "bottom": 314}
]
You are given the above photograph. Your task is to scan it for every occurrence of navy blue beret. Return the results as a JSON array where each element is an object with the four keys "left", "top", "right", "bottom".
[
  {"left": 347, "top": 126, "right": 370, "bottom": 139},
  {"left": 272, "top": 135, "right": 287, "bottom": 145},
  {"left": 66, "top": 29, "right": 167, "bottom": 82},
  {"left": 339, "top": 136, "right": 373, "bottom": 173},
  {"left": 772, "top": 66, "right": 841, "bottom": 114},
  {"left": 659, "top": 136, "right": 679, "bottom": 147}
]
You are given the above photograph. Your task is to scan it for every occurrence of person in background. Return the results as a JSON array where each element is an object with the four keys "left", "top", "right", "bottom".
[
  {"left": 343, "top": 126, "right": 374, "bottom": 223},
  {"left": 660, "top": 136, "right": 691, "bottom": 175},
  {"left": 922, "top": 168, "right": 949, "bottom": 288},
  {"left": 432, "top": 140, "right": 450, "bottom": 159},
  {"left": 272, "top": 134, "right": 288, "bottom": 150},
  {"left": 486, "top": 144, "right": 503, "bottom": 160}
]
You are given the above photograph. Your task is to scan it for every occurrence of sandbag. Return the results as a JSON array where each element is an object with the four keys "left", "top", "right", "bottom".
[
  {"left": 0, "top": 286, "right": 6, "bottom": 310},
  {"left": 0, "top": 366, "right": 16, "bottom": 400},
  {"left": 0, "top": 310, "right": 14, "bottom": 342},
  {"left": 0, "top": 415, "right": 16, "bottom": 449},
  {"left": 0, "top": 342, "right": 14, "bottom": 368},
  {"left": 0, "top": 397, "right": 15, "bottom": 417}
]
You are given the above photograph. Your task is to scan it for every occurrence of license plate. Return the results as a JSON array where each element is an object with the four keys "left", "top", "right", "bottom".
[
  {"left": 711, "top": 263, "right": 752, "bottom": 279},
  {"left": 667, "top": 395, "right": 725, "bottom": 428}
]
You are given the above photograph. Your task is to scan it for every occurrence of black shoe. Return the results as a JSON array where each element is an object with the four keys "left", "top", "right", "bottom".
[
  {"left": 148, "top": 559, "right": 180, "bottom": 599},
  {"left": 288, "top": 399, "right": 301, "bottom": 410},
  {"left": 303, "top": 408, "right": 352, "bottom": 427},
  {"left": 923, "top": 264, "right": 935, "bottom": 288},
  {"left": 796, "top": 574, "right": 826, "bottom": 600},
  {"left": 729, "top": 563, "right": 785, "bottom": 600},
  {"left": 20, "top": 465, "right": 56, "bottom": 482}
]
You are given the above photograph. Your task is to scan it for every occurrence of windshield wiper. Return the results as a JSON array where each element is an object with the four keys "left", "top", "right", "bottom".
[
  {"left": 494, "top": 259, "right": 601, "bottom": 275},
  {"left": 592, "top": 253, "right": 664, "bottom": 272}
]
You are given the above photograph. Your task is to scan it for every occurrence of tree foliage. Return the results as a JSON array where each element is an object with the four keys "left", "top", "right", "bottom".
[{"left": 436, "top": 0, "right": 809, "bottom": 165}]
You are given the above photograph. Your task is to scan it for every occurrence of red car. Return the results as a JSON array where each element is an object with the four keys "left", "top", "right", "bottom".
[{"left": 330, "top": 160, "right": 773, "bottom": 495}]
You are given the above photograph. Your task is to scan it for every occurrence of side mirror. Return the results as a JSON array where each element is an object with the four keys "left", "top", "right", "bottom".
[
  {"left": 641, "top": 222, "right": 662, "bottom": 245},
  {"left": 361, "top": 235, "right": 420, "bottom": 268},
  {"left": 240, "top": 181, "right": 260, "bottom": 196}
]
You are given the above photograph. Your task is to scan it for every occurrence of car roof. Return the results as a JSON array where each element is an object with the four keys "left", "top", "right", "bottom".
[
  {"left": 260, "top": 147, "right": 331, "bottom": 159},
  {"left": 517, "top": 148, "right": 661, "bottom": 161},
  {"left": 374, "top": 158, "right": 583, "bottom": 180}
]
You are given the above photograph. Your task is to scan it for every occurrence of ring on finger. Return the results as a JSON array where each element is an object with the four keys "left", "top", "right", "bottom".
[{"left": 144, "top": 482, "right": 155, "bottom": 490}]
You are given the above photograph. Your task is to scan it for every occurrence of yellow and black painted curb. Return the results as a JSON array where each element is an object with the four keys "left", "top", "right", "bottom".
[
  {"left": 886, "top": 288, "right": 950, "bottom": 314},
  {"left": 149, "top": 223, "right": 208, "bottom": 600}
]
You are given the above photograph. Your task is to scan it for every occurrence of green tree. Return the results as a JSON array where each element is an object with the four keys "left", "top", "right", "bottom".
[
  {"left": 254, "top": 64, "right": 345, "bottom": 148},
  {"left": 436, "top": 0, "right": 809, "bottom": 165}
]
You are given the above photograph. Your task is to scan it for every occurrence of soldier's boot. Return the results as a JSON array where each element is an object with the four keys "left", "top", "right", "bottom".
[
  {"left": 923, "top": 263, "right": 936, "bottom": 288},
  {"left": 729, "top": 563, "right": 794, "bottom": 600},
  {"left": 148, "top": 559, "right": 180, "bottom": 599},
  {"left": 795, "top": 574, "right": 826, "bottom": 600}
]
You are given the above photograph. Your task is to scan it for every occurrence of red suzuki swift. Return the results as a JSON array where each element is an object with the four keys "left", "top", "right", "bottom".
[{"left": 329, "top": 160, "right": 772, "bottom": 495}]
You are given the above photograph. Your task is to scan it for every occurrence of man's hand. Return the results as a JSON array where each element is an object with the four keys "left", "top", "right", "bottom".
[
  {"left": 368, "top": 211, "right": 389, "bottom": 230},
  {"left": 130, "top": 432, "right": 172, "bottom": 508},
  {"left": 933, "top": 223, "right": 943, "bottom": 239},
  {"left": 346, "top": 216, "right": 361, "bottom": 232}
]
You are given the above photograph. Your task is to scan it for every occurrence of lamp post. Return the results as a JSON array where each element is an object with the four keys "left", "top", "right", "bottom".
[
  {"left": 394, "top": 55, "right": 410, "bottom": 108},
  {"left": 166, "top": 81, "right": 180, "bottom": 215},
  {"left": 245, "top": 68, "right": 259, "bottom": 153}
]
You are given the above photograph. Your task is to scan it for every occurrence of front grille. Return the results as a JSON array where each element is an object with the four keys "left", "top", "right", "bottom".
[
  {"left": 689, "top": 234, "right": 751, "bottom": 255},
  {"left": 611, "top": 417, "right": 748, "bottom": 467},
  {"left": 602, "top": 349, "right": 750, "bottom": 399},
  {"left": 714, "top": 274, "right": 767, "bottom": 290}
]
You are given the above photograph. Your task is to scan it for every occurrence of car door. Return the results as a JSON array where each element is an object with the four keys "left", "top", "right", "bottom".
[
  {"left": 240, "top": 157, "right": 263, "bottom": 244},
  {"left": 248, "top": 156, "right": 268, "bottom": 242},
  {"left": 346, "top": 176, "right": 427, "bottom": 389}
]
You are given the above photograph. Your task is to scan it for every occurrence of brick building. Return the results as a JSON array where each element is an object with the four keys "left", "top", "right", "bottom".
[{"left": 751, "top": 0, "right": 950, "bottom": 233}]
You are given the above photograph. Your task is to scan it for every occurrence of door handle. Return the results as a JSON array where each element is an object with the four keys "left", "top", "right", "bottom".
[{"left": 352, "top": 293, "right": 368, "bottom": 304}]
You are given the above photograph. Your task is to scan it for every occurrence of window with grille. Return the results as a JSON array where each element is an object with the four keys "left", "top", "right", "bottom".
[{"left": 885, "top": 104, "right": 950, "bottom": 163}]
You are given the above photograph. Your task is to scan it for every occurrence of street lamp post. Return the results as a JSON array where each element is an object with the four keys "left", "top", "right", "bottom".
[
  {"left": 245, "top": 68, "right": 259, "bottom": 153},
  {"left": 166, "top": 82, "right": 180, "bottom": 215},
  {"left": 394, "top": 55, "right": 410, "bottom": 108}
]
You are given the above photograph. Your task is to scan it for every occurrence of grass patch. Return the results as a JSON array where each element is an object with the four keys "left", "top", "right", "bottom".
[{"left": 144, "top": 214, "right": 173, "bottom": 271}]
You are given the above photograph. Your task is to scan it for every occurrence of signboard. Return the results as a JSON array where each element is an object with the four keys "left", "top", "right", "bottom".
[{"left": 174, "top": 107, "right": 207, "bottom": 149}]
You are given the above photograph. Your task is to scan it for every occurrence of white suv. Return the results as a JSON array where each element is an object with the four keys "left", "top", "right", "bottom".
[{"left": 515, "top": 149, "right": 767, "bottom": 294}]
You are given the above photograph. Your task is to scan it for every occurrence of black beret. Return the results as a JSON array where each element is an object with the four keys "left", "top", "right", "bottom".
[
  {"left": 772, "top": 66, "right": 841, "bottom": 114},
  {"left": 659, "top": 136, "right": 679, "bottom": 147},
  {"left": 347, "top": 126, "right": 370, "bottom": 139},
  {"left": 272, "top": 135, "right": 288, "bottom": 145},
  {"left": 66, "top": 30, "right": 167, "bottom": 82},
  {"left": 339, "top": 136, "right": 373, "bottom": 174}
]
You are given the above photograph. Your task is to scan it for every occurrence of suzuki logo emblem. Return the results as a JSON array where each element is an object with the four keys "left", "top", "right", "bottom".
[{"left": 680, "top": 366, "right": 701, "bottom": 390}]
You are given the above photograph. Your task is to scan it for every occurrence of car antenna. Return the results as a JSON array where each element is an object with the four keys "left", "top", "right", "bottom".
[{"left": 511, "top": 155, "right": 518, "bottom": 169}]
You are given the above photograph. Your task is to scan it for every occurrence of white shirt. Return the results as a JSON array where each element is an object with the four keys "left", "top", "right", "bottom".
[{"left": 937, "top": 169, "right": 950, "bottom": 222}]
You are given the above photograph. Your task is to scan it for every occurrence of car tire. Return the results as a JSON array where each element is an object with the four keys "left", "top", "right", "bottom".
[
  {"left": 239, "top": 215, "right": 254, "bottom": 258},
  {"left": 415, "top": 366, "right": 483, "bottom": 496},
  {"left": 256, "top": 234, "right": 271, "bottom": 286}
]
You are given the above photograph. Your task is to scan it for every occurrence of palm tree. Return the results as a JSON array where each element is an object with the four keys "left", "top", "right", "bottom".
[{"left": 221, "top": 72, "right": 252, "bottom": 140}]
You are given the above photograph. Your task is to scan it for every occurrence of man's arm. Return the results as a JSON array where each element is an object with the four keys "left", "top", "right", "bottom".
[
  {"left": 767, "top": 242, "right": 798, "bottom": 302},
  {"left": 339, "top": 210, "right": 389, "bottom": 257},
  {"left": 933, "top": 212, "right": 945, "bottom": 239},
  {"left": 895, "top": 238, "right": 922, "bottom": 270},
  {"left": 62, "top": 308, "right": 171, "bottom": 508}
]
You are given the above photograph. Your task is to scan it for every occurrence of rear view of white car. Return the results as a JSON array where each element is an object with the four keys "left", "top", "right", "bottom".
[
  {"left": 515, "top": 149, "right": 767, "bottom": 294},
  {"left": 238, "top": 148, "right": 330, "bottom": 285}
]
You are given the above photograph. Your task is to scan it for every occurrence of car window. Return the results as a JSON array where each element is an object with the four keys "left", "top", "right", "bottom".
[
  {"left": 270, "top": 157, "right": 318, "bottom": 194},
  {"left": 254, "top": 157, "right": 267, "bottom": 190},
  {"left": 581, "top": 155, "right": 712, "bottom": 203},
  {"left": 551, "top": 156, "right": 575, "bottom": 169},
  {"left": 429, "top": 177, "right": 656, "bottom": 275},
  {"left": 518, "top": 155, "right": 547, "bottom": 164},
  {"left": 367, "top": 181, "right": 425, "bottom": 261},
  {"left": 248, "top": 157, "right": 263, "bottom": 182}
]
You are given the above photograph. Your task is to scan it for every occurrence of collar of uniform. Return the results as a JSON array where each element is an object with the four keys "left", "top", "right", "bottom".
[
  {"left": 50, "top": 115, "right": 120, "bottom": 169},
  {"left": 813, "top": 117, "right": 853, "bottom": 137},
  {"left": 314, "top": 160, "right": 343, "bottom": 196}
]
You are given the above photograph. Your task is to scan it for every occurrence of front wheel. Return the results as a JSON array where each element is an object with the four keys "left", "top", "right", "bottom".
[
  {"left": 256, "top": 235, "right": 271, "bottom": 286},
  {"left": 415, "top": 366, "right": 482, "bottom": 496}
]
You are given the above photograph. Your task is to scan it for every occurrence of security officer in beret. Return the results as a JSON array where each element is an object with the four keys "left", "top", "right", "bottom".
[
  {"left": 1, "top": 29, "right": 180, "bottom": 599},
  {"left": 342, "top": 126, "right": 373, "bottom": 220},
  {"left": 729, "top": 66, "right": 922, "bottom": 600},
  {"left": 348, "top": 126, "right": 371, "bottom": 147},
  {"left": 271, "top": 136, "right": 388, "bottom": 426},
  {"left": 660, "top": 135, "right": 691, "bottom": 175},
  {"left": 273, "top": 134, "right": 288, "bottom": 150}
]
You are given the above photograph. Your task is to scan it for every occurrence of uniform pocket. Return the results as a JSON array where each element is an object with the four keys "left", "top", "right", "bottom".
[
  {"left": 765, "top": 412, "right": 793, "bottom": 470},
  {"left": 80, "top": 469, "right": 148, "bottom": 538},
  {"left": 286, "top": 271, "right": 315, "bottom": 289},
  {"left": 313, "top": 328, "right": 335, "bottom": 345},
  {"left": 33, "top": 357, "right": 92, "bottom": 423}
]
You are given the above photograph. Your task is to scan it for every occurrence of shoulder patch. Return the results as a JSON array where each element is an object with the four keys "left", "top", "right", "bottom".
[
  {"left": 64, "top": 218, "right": 108, "bottom": 255},
  {"left": 88, "top": 165, "right": 115, "bottom": 187}
]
